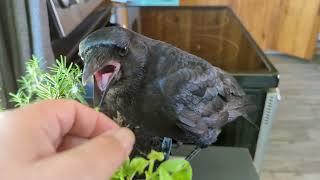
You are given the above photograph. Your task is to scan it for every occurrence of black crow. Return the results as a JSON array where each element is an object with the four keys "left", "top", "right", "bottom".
[{"left": 79, "top": 26, "right": 255, "bottom": 160}]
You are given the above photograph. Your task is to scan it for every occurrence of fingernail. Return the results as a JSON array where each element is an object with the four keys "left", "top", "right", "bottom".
[{"left": 112, "top": 128, "right": 135, "bottom": 154}]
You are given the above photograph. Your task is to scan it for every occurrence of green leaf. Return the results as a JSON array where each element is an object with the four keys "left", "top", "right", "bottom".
[
  {"left": 147, "top": 150, "right": 165, "bottom": 162},
  {"left": 118, "top": 157, "right": 149, "bottom": 180},
  {"left": 171, "top": 165, "right": 193, "bottom": 180},
  {"left": 158, "top": 159, "right": 192, "bottom": 180},
  {"left": 158, "top": 159, "right": 186, "bottom": 172},
  {"left": 129, "top": 157, "right": 149, "bottom": 175},
  {"left": 122, "top": 159, "right": 131, "bottom": 175},
  {"left": 158, "top": 167, "right": 172, "bottom": 180},
  {"left": 111, "top": 160, "right": 129, "bottom": 180}
]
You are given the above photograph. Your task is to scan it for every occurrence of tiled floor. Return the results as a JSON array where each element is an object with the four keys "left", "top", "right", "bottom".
[{"left": 261, "top": 54, "right": 320, "bottom": 180}]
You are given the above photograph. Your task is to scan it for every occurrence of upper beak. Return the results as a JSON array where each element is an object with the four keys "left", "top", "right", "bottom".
[{"left": 82, "top": 62, "right": 96, "bottom": 86}]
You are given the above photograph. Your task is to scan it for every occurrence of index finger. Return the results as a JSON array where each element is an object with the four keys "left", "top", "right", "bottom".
[{"left": 16, "top": 99, "right": 119, "bottom": 143}]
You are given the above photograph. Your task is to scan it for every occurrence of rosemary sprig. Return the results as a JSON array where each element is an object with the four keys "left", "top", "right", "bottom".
[{"left": 9, "top": 56, "right": 87, "bottom": 107}]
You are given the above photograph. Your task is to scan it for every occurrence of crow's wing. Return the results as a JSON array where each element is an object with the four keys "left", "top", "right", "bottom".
[{"left": 159, "top": 66, "right": 246, "bottom": 145}]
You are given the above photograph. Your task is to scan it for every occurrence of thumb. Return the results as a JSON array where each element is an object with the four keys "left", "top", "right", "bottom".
[{"left": 31, "top": 127, "right": 135, "bottom": 180}]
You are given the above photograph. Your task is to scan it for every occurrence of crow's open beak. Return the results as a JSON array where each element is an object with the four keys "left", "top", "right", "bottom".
[{"left": 82, "top": 60, "right": 121, "bottom": 92}]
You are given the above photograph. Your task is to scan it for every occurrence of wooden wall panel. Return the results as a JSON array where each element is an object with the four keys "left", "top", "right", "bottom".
[
  {"left": 272, "top": 0, "right": 320, "bottom": 59},
  {"left": 180, "top": 0, "right": 320, "bottom": 60},
  {"left": 306, "top": 2, "right": 320, "bottom": 57}
]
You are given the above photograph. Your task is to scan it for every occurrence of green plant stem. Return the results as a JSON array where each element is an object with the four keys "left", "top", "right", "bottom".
[
  {"left": 127, "top": 174, "right": 134, "bottom": 180},
  {"left": 146, "top": 160, "right": 155, "bottom": 180}
]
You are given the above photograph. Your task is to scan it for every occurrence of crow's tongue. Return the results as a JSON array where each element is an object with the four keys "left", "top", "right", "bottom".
[
  {"left": 95, "top": 72, "right": 113, "bottom": 91},
  {"left": 93, "top": 62, "right": 120, "bottom": 91}
]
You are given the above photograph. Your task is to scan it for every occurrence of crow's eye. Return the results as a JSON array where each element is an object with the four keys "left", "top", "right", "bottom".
[{"left": 119, "top": 47, "right": 128, "bottom": 57}]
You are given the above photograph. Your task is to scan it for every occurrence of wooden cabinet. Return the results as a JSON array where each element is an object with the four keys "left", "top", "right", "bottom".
[{"left": 180, "top": 0, "right": 320, "bottom": 60}]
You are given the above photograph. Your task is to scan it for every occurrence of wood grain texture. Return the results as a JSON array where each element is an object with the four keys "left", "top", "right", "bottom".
[
  {"left": 180, "top": 0, "right": 320, "bottom": 60},
  {"left": 260, "top": 55, "right": 320, "bottom": 180}
]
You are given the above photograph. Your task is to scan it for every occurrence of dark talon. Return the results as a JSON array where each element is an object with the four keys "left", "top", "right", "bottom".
[
  {"left": 161, "top": 137, "right": 173, "bottom": 160},
  {"left": 185, "top": 147, "right": 202, "bottom": 161}
]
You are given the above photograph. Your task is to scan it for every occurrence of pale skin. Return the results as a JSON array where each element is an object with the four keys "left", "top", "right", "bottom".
[{"left": 0, "top": 100, "right": 135, "bottom": 180}]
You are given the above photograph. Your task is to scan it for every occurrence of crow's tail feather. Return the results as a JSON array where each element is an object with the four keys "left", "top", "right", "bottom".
[{"left": 228, "top": 95, "right": 259, "bottom": 130}]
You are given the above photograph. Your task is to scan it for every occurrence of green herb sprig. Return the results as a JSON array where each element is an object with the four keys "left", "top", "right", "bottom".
[
  {"left": 112, "top": 150, "right": 192, "bottom": 180},
  {"left": 9, "top": 56, "right": 86, "bottom": 107}
]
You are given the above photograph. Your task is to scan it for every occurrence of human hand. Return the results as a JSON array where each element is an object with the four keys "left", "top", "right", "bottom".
[{"left": 0, "top": 100, "right": 135, "bottom": 180}]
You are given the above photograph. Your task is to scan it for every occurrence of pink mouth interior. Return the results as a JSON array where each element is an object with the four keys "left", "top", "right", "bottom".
[{"left": 94, "top": 63, "right": 120, "bottom": 91}]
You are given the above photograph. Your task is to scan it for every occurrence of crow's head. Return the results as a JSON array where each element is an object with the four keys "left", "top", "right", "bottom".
[{"left": 79, "top": 26, "right": 148, "bottom": 92}]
